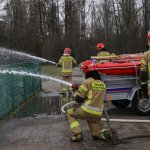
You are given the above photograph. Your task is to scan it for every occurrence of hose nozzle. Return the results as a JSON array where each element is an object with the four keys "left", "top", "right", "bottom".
[{"left": 72, "top": 84, "right": 80, "bottom": 90}]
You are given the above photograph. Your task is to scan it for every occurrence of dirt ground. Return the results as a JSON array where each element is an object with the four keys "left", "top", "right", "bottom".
[
  {"left": 0, "top": 115, "right": 150, "bottom": 150},
  {"left": 0, "top": 68, "right": 150, "bottom": 150}
]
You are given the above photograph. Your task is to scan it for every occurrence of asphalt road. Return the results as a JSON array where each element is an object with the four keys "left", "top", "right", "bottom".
[
  {"left": 0, "top": 68, "right": 150, "bottom": 150},
  {"left": 0, "top": 113, "right": 150, "bottom": 150}
]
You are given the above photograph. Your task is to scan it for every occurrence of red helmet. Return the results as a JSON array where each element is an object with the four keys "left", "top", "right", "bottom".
[
  {"left": 148, "top": 32, "right": 150, "bottom": 43},
  {"left": 64, "top": 47, "right": 71, "bottom": 54},
  {"left": 80, "top": 60, "right": 97, "bottom": 74},
  {"left": 97, "top": 43, "right": 105, "bottom": 50}
]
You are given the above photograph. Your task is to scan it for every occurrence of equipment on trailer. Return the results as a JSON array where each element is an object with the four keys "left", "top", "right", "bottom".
[
  {"left": 80, "top": 54, "right": 150, "bottom": 115},
  {"left": 98, "top": 61, "right": 140, "bottom": 75}
]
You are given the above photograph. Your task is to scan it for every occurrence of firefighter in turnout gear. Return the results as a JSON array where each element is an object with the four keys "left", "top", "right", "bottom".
[
  {"left": 57, "top": 47, "right": 76, "bottom": 94},
  {"left": 66, "top": 60, "right": 111, "bottom": 142},
  {"left": 140, "top": 32, "right": 150, "bottom": 98},
  {"left": 97, "top": 43, "right": 111, "bottom": 57},
  {"left": 140, "top": 50, "right": 150, "bottom": 97}
]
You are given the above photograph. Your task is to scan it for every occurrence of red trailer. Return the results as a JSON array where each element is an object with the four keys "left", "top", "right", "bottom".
[{"left": 80, "top": 54, "right": 150, "bottom": 115}]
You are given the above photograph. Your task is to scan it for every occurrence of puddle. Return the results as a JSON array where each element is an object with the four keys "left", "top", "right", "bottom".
[{"left": 15, "top": 91, "right": 73, "bottom": 118}]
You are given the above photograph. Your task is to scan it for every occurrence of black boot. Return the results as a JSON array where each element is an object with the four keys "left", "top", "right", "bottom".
[
  {"left": 92, "top": 129, "right": 111, "bottom": 141},
  {"left": 71, "top": 133, "right": 84, "bottom": 142}
]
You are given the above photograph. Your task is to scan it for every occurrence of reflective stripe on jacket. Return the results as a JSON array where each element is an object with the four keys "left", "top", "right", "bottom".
[
  {"left": 81, "top": 103, "right": 103, "bottom": 115},
  {"left": 75, "top": 78, "right": 106, "bottom": 116},
  {"left": 97, "top": 51, "right": 111, "bottom": 56}
]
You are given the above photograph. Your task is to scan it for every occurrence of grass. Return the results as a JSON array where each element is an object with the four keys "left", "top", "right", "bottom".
[{"left": 41, "top": 64, "right": 61, "bottom": 76}]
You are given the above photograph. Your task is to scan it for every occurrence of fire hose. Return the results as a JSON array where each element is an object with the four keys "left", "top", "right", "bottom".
[{"left": 61, "top": 101, "right": 150, "bottom": 144}]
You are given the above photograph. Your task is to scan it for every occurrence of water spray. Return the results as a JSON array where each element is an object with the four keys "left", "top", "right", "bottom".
[
  {"left": 0, "top": 47, "right": 56, "bottom": 64},
  {"left": 0, "top": 69, "right": 72, "bottom": 87}
]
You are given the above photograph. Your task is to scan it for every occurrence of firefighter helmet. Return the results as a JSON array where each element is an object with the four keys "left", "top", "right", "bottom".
[
  {"left": 64, "top": 47, "right": 71, "bottom": 54},
  {"left": 97, "top": 43, "right": 105, "bottom": 50},
  {"left": 80, "top": 60, "right": 97, "bottom": 74}
]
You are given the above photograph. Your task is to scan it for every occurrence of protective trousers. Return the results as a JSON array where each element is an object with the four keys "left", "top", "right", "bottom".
[
  {"left": 61, "top": 75, "right": 72, "bottom": 93},
  {"left": 66, "top": 107, "right": 102, "bottom": 136}
]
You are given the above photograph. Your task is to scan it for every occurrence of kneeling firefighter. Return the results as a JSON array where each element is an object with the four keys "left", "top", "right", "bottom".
[
  {"left": 56, "top": 47, "right": 76, "bottom": 94},
  {"left": 66, "top": 60, "right": 111, "bottom": 142}
]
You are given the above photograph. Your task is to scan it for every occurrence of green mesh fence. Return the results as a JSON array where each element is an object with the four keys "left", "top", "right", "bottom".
[{"left": 0, "top": 62, "right": 42, "bottom": 118}]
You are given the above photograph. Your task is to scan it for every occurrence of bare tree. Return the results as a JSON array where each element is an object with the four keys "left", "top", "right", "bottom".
[{"left": 0, "top": 0, "right": 149, "bottom": 62}]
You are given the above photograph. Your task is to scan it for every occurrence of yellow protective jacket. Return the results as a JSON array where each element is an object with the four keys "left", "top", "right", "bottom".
[
  {"left": 97, "top": 51, "right": 111, "bottom": 57},
  {"left": 58, "top": 55, "right": 76, "bottom": 76},
  {"left": 140, "top": 50, "right": 150, "bottom": 96},
  {"left": 75, "top": 77, "right": 106, "bottom": 116}
]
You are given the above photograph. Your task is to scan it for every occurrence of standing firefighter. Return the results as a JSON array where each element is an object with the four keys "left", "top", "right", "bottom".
[
  {"left": 97, "top": 43, "right": 111, "bottom": 57},
  {"left": 57, "top": 47, "right": 76, "bottom": 94},
  {"left": 140, "top": 32, "right": 150, "bottom": 97},
  {"left": 66, "top": 60, "right": 111, "bottom": 142}
]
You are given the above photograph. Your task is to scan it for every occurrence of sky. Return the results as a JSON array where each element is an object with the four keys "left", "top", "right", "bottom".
[
  {"left": 0, "top": 0, "right": 6, "bottom": 20},
  {"left": 0, "top": 0, "right": 144, "bottom": 21}
]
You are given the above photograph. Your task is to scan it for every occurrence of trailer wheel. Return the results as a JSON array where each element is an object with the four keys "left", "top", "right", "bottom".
[
  {"left": 111, "top": 100, "right": 130, "bottom": 108},
  {"left": 132, "top": 92, "right": 150, "bottom": 115}
]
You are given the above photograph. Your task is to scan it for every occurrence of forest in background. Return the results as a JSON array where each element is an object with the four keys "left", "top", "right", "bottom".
[{"left": 0, "top": 0, "right": 149, "bottom": 62}]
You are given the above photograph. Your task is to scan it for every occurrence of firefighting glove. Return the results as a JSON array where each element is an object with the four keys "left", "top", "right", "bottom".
[{"left": 72, "top": 84, "right": 80, "bottom": 93}]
